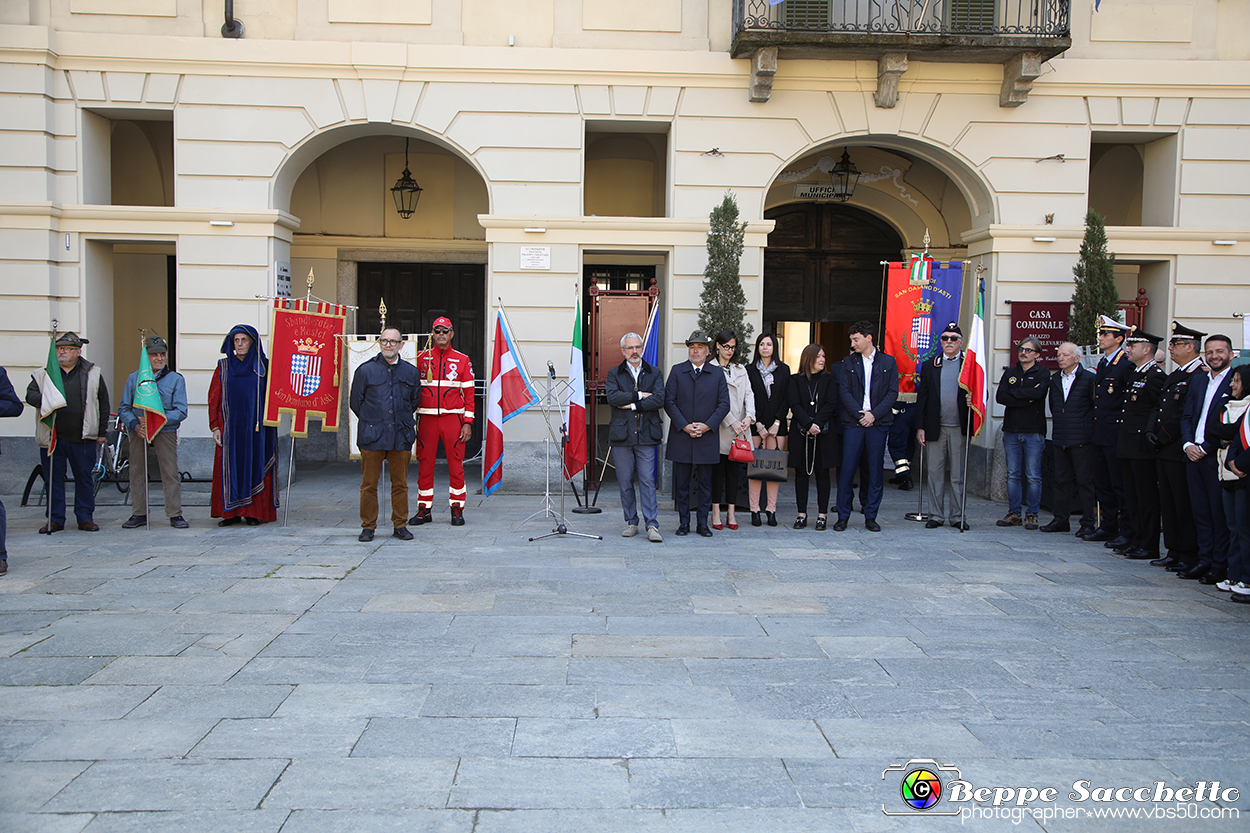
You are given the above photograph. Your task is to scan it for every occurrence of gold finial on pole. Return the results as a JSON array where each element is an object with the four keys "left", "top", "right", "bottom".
[
  {"left": 922, "top": 228, "right": 931, "bottom": 254},
  {"left": 378, "top": 297, "right": 388, "bottom": 333},
  {"left": 305, "top": 268, "right": 315, "bottom": 303}
]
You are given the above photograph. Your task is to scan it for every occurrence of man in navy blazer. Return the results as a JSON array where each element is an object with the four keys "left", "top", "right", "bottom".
[
  {"left": 834, "top": 320, "right": 899, "bottom": 531},
  {"left": 1178, "top": 333, "right": 1234, "bottom": 582},
  {"left": 665, "top": 330, "right": 730, "bottom": 537}
]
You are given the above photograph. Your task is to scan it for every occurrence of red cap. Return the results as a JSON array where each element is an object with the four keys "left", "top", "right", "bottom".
[{"left": 432, "top": 317, "right": 453, "bottom": 329}]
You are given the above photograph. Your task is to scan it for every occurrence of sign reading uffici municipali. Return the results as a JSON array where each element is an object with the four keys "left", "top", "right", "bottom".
[
  {"left": 1010, "top": 301, "right": 1070, "bottom": 370},
  {"left": 793, "top": 184, "right": 844, "bottom": 201}
]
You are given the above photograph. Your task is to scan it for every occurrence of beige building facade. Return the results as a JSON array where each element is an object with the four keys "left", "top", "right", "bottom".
[{"left": 1, "top": 0, "right": 1248, "bottom": 490}]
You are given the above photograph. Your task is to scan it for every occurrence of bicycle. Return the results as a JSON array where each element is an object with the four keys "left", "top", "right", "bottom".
[{"left": 92, "top": 413, "right": 130, "bottom": 496}]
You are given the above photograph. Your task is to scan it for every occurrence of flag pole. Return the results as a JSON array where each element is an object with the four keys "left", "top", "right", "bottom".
[
  {"left": 139, "top": 329, "right": 152, "bottom": 533},
  {"left": 44, "top": 319, "right": 57, "bottom": 531},
  {"left": 496, "top": 299, "right": 569, "bottom": 459}
]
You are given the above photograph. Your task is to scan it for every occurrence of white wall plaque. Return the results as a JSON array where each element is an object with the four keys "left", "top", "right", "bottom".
[{"left": 520, "top": 246, "right": 551, "bottom": 270}]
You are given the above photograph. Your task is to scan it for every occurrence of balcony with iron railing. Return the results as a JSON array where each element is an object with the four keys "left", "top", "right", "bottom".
[{"left": 732, "top": 0, "right": 1071, "bottom": 107}]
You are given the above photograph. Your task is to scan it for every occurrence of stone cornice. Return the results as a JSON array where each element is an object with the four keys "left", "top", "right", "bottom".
[
  {"left": 963, "top": 224, "right": 1246, "bottom": 256},
  {"left": 0, "top": 203, "right": 301, "bottom": 235}
]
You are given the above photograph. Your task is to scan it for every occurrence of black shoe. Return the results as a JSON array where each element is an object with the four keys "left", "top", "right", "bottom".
[
  {"left": 169, "top": 516, "right": 189, "bottom": 529},
  {"left": 697, "top": 525, "right": 713, "bottom": 538},
  {"left": 244, "top": 518, "right": 262, "bottom": 526},
  {"left": 888, "top": 473, "right": 903, "bottom": 485},
  {"left": 814, "top": 516, "right": 827, "bottom": 531},
  {"left": 794, "top": 515, "right": 807, "bottom": 530},
  {"left": 832, "top": 518, "right": 848, "bottom": 532},
  {"left": 0, "top": 559, "right": 6, "bottom": 575},
  {"left": 951, "top": 521, "right": 971, "bottom": 531},
  {"left": 1104, "top": 536, "right": 1130, "bottom": 550},
  {"left": 1123, "top": 547, "right": 1153, "bottom": 560},
  {"left": 766, "top": 511, "right": 777, "bottom": 527},
  {"left": 392, "top": 526, "right": 414, "bottom": 541},
  {"left": 218, "top": 517, "right": 242, "bottom": 527},
  {"left": 1232, "top": 593, "right": 1250, "bottom": 604},
  {"left": 451, "top": 507, "right": 465, "bottom": 526},
  {"left": 1167, "top": 560, "right": 1196, "bottom": 574},
  {"left": 925, "top": 519, "right": 943, "bottom": 529},
  {"left": 676, "top": 523, "right": 689, "bottom": 536},
  {"left": 121, "top": 515, "right": 147, "bottom": 529},
  {"left": 1039, "top": 519, "right": 1070, "bottom": 533},
  {"left": 865, "top": 518, "right": 881, "bottom": 532},
  {"left": 1200, "top": 571, "right": 1227, "bottom": 586},
  {"left": 751, "top": 512, "right": 762, "bottom": 527},
  {"left": 358, "top": 528, "right": 375, "bottom": 542},
  {"left": 1179, "top": 564, "right": 1210, "bottom": 580},
  {"left": 1112, "top": 541, "right": 1134, "bottom": 554},
  {"left": 410, "top": 509, "right": 432, "bottom": 526},
  {"left": 897, "top": 477, "right": 914, "bottom": 492},
  {"left": 1150, "top": 556, "right": 1175, "bottom": 567},
  {"left": 1084, "top": 529, "right": 1113, "bottom": 542},
  {"left": 1076, "top": 526, "right": 1097, "bottom": 539}
]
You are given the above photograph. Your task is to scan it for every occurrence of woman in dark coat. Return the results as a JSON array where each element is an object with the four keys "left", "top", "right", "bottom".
[
  {"left": 787, "top": 343, "right": 839, "bottom": 529},
  {"left": 746, "top": 332, "right": 791, "bottom": 527},
  {"left": 209, "top": 324, "right": 278, "bottom": 525},
  {"left": 1210, "top": 364, "right": 1250, "bottom": 601}
]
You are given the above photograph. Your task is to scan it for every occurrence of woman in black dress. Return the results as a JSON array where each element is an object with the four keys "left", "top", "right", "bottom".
[
  {"left": 787, "top": 343, "right": 839, "bottom": 529},
  {"left": 746, "top": 333, "right": 791, "bottom": 526}
]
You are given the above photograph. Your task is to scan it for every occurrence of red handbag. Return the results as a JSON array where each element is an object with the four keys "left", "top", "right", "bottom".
[{"left": 729, "top": 434, "right": 755, "bottom": 463}]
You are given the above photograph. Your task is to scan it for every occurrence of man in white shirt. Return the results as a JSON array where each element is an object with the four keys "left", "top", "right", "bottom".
[
  {"left": 1178, "top": 334, "right": 1234, "bottom": 583},
  {"left": 834, "top": 320, "right": 899, "bottom": 532}
]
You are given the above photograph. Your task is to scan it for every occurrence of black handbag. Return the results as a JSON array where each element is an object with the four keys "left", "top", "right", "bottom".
[{"left": 747, "top": 447, "right": 789, "bottom": 482}]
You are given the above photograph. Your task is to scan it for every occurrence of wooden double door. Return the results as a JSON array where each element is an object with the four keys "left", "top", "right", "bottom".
[{"left": 357, "top": 261, "right": 485, "bottom": 457}]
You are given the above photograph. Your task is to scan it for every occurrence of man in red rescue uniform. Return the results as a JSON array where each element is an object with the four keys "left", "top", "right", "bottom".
[{"left": 411, "top": 316, "right": 475, "bottom": 525}]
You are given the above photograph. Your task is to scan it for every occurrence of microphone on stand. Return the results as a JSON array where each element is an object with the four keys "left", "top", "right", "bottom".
[{"left": 547, "top": 360, "right": 556, "bottom": 379}]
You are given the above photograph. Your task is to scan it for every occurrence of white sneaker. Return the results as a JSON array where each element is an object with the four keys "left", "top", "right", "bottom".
[
  {"left": 1216, "top": 580, "right": 1233, "bottom": 592},
  {"left": 622, "top": 524, "right": 638, "bottom": 538},
  {"left": 1231, "top": 582, "right": 1250, "bottom": 596},
  {"left": 647, "top": 526, "right": 663, "bottom": 543}
]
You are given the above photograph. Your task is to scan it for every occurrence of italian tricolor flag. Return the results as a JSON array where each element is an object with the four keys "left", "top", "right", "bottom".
[
  {"left": 959, "top": 276, "right": 988, "bottom": 437},
  {"left": 562, "top": 299, "right": 588, "bottom": 479}
]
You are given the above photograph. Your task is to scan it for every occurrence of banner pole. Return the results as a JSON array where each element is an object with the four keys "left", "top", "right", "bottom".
[{"left": 283, "top": 436, "right": 295, "bottom": 527}]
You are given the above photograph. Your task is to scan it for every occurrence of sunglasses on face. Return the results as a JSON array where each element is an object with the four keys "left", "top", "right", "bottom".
[
  {"left": 433, "top": 327, "right": 451, "bottom": 335},
  {"left": 1018, "top": 347, "right": 1038, "bottom": 353},
  {"left": 940, "top": 335, "right": 960, "bottom": 342},
  {"left": 1098, "top": 329, "right": 1120, "bottom": 336}
]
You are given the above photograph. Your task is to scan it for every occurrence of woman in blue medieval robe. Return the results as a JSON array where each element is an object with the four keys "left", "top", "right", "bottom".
[{"left": 209, "top": 324, "right": 278, "bottom": 525}]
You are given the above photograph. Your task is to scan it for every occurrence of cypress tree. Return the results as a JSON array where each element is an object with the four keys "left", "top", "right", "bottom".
[
  {"left": 1070, "top": 209, "right": 1119, "bottom": 345},
  {"left": 698, "top": 192, "right": 754, "bottom": 346}
]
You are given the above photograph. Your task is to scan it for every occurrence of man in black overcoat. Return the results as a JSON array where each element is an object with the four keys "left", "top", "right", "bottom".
[
  {"left": 664, "top": 330, "right": 730, "bottom": 537},
  {"left": 1086, "top": 315, "right": 1134, "bottom": 546},
  {"left": 1115, "top": 328, "right": 1166, "bottom": 559},
  {"left": 1042, "top": 342, "right": 1097, "bottom": 535}
]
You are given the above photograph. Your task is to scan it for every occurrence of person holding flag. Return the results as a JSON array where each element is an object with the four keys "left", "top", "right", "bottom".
[
  {"left": 483, "top": 308, "right": 540, "bottom": 497},
  {"left": 958, "top": 274, "right": 989, "bottom": 530},
  {"left": 26, "top": 332, "right": 110, "bottom": 534},
  {"left": 118, "top": 335, "right": 189, "bottom": 529}
]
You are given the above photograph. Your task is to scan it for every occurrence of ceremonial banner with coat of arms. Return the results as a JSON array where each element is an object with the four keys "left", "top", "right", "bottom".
[
  {"left": 264, "top": 298, "right": 348, "bottom": 437},
  {"left": 882, "top": 255, "right": 966, "bottom": 395}
]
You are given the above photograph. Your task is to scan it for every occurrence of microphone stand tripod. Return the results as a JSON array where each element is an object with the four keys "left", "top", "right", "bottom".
[{"left": 530, "top": 422, "right": 601, "bottom": 542}]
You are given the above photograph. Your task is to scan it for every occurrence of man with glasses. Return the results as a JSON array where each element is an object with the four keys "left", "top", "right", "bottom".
[
  {"left": 118, "top": 335, "right": 189, "bottom": 530},
  {"left": 606, "top": 332, "right": 665, "bottom": 542},
  {"left": 1085, "top": 315, "right": 1134, "bottom": 546},
  {"left": 26, "top": 332, "right": 110, "bottom": 533},
  {"left": 995, "top": 336, "right": 1049, "bottom": 529},
  {"left": 915, "top": 322, "right": 971, "bottom": 530},
  {"left": 412, "top": 316, "right": 475, "bottom": 526},
  {"left": 1179, "top": 333, "right": 1235, "bottom": 584},
  {"left": 350, "top": 327, "right": 421, "bottom": 542},
  {"left": 1146, "top": 322, "right": 1206, "bottom": 572}
]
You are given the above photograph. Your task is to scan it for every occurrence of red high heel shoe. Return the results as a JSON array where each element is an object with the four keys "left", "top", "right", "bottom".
[{"left": 727, "top": 521, "right": 738, "bottom": 530}]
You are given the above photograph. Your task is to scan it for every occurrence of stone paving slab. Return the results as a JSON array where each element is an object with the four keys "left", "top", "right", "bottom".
[{"left": 2, "top": 462, "right": 1249, "bottom": 829}]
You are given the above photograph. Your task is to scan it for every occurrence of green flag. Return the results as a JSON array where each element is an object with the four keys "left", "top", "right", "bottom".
[
  {"left": 37, "top": 337, "right": 67, "bottom": 454},
  {"left": 133, "top": 346, "right": 167, "bottom": 442}
]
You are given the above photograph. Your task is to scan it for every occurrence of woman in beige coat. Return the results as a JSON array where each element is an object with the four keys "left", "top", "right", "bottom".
[{"left": 709, "top": 329, "right": 755, "bottom": 529}]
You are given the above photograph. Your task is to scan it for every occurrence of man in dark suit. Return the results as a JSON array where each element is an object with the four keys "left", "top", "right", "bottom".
[
  {"left": 1042, "top": 342, "right": 1096, "bottom": 535},
  {"left": 834, "top": 320, "right": 899, "bottom": 532},
  {"left": 1147, "top": 321, "right": 1206, "bottom": 572},
  {"left": 915, "top": 322, "right": 971, "bottom": 530},
  {"left": 1115, "top": 328, "right": 1166, "bottom": 559},
  {"left": 664, "top": 330, "right": 730, "bottom": 538},
  {"left": 1179, "top": 333, "right": 1234, "bottom": 583},
  {"left": 1086, "top": 315, "right": 1134, "bottom": 546}
]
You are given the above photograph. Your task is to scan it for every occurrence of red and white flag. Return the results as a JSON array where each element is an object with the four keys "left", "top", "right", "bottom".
[
  {"left": 484, "top": 309, "right": 539, "bottom": 496},
  {"left": 960, "top": 276, "right": 988, "bottom": 436},
  {"left": 562, "top": 299, "right": 588, "bottom": 479}
]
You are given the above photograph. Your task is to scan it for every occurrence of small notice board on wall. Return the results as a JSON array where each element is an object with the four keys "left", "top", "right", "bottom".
[{"left": 1010, "top": 301, "right": 1070, "bottom": 370}]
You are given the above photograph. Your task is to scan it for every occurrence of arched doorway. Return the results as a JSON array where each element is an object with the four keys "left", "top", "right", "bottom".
[{"left": 763, "top": 202, "right": 903, "bottom": 366}]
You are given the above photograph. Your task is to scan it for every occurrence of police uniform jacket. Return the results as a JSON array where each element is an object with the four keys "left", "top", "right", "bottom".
[
  {"left": 1092, "top": 348, "right": 1134, "bottom": 447},
  {"left": 1116, "top": 362, "right": 1166, "bottom": 460},
  {"left": 604, "top": 359, "right": 665, "bottom": 447},
  {"left": 1146, "top": 359, "right": 1203, "bottom": 463},
  {"left": 1048, "top": 367, "right": 1096, "bottom": 448}
]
